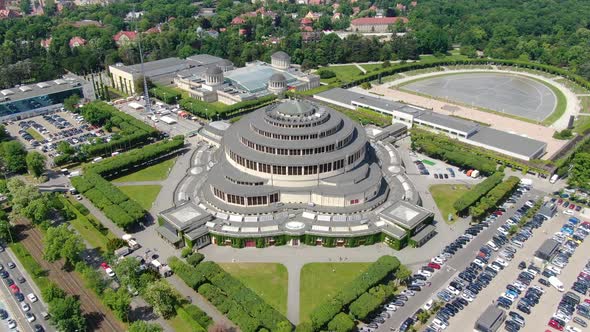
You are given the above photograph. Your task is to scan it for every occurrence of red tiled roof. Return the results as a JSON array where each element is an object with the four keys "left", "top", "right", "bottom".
[
  {"left": 300, "top": 17, "right": 312, "bottom": 25},
  {"left": 69, "top": 36, "right": 87, "bottom": 48},
  {"left": 351, "top": 17, "right": 408, "bottom": 25},
  {"left": 231, "top": 17, "right": 245, "bottom": 25},
  {"left": 113, "top": 31, "right": 137, "bottom": 42},
  {"left": 40, "top": 37, "right": 52, "bottom": 49}
]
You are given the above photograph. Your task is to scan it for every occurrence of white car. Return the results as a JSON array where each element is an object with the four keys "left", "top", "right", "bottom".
[
  {"left": 512, "top": 282, "right": 527, "bottom": 292},
  {"left": 489, "top": 264, "right": 501, "bottom": 272},
  {"left": 461, "top": 293, "right": 474, "bottom": 302},
  {"left": 473, "top": 259, "right": 486, "bottom": 268},
  {"left": 495, "top": 258, "right": 509, "bottom": 267},
  {"left": 526, "top": 269, "right": 538, "bottom": 277},
  {"left": 566, "top": 325, "right": 581, "bottom": 332},
  {"left": 547, "top": 265, "right": 562, "bottom": 275},
  {"left": 423, "top": 299, "right": 434, "bottom": 311},
  {"left": 447, "top": 286, "right": 460, "bottom": 296},
  {"left": 402, "top": 290, "right": 415, "bottom": 297},
  {"left": 25, "top": 312, "right": 35, "bottom": 322},
  {"left": 554, "top": 312, "right": 571, "bottom": 322},
  {"left": 20, "top": 302, "right": 30, "bottom": 312},
  {"left": 531, "top": 285, "right": 545, "bottom": 294},
  {"left": 418, "top": 270, "right": 432, "bottom": 278},
  {"left": 431, "top": 257, "right": 445, "bottom": 265},
  {"left": 7, "top": 319, "right": 16, "bottom": 329},
  {"left": 105, "top": 267, "right": 116, "bottom": 278},
  {"left": 27, "top": 293, "right": 38, "bottom": 303},
  {"left": 432, "top": 318, "right": 448, "bottom": 330},
  {"left": 503, "top": 292, "right": 517, "bottom": 300},
  {"left": 385, "top": 304, "right": 397, "bottom": 312},
  {"left": 564, "top": 209, "right": 574, "bottom": 216}
]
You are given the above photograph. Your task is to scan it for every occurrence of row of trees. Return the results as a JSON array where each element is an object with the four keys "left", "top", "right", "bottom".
[
  {"left": 453, "top": 172, "right": 504, "bottom": 214},
  {"left": 71, "top": 172, "right": 145, "bottom": 229},
  {"left": 411, "top": 129, "right": 497, "bottom": 175},
  {"left": 470, "top": 176, "right": 521, "bottom": 219},
  {"left": 310, "top": 255, "right": 400, "bottom": 330},
  {"left": 87, "top": 136, "right": 184, "bottom": 177},
  {"left": 0, "top": 139, "right": 46, "bottom": 177}
]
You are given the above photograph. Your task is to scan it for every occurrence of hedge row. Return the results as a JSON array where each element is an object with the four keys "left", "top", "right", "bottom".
[
  {"left": 453, "top": 172, "right": 504, "bottom": 213},
  {"left": 150, "top": 86, "right": 182, "bottom": 104},
  {"left": 327, "top": 313, "right": 355, "bottom": 332},
  {"left": 470, "top": 176, "right": 521, "bottom": 219},
  {"left": 179, "top": 95, "right": 276, "bottom": 119},
  {"left": 310, "top": 255, "right": 400, "bottom": 330},
  {"left": 70, "top": 172, "right": 145, "bottom": 229},
  {"left": 176, "top": 304, "right": 212, "bottom": 331},
  {"left": 86, "top": 136, "right": 184, "bottom": 177},
  {"left": 169, "top": 259, "right": 290, "bottom": 332},
  {"left": 79, "top": 102, "right": 159, "bottom": 157}
]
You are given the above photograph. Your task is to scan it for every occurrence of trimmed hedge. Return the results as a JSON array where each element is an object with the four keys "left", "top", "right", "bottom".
[
  {"left": 170, "top": 259, "right": 290, "bottom": 332},
  {"left": 470, "top": 176, "right": 520, "bottom": 219},
  {"left": 349, "top": 293, "right": 381, "bottom": 320},
  {"left": 310, "top": 255, "right": 400, "bottom": 330},
  {"left": 150, "top": 86, "right": 181, "bottom": 104},
  {"left": 183, "top": 304, "right": 213, "bottom": 329},
  {"left": 86, "top": 136, "right": 184, "bottom": 178},
  {"left": 70, "top": 171, "right": 145, "bottom": 229},
  {"left": 186, "top": 253, "right": 205, "bottom": 267},
  {"left": 327, "top": 313, "right": 355, "bottom": 332},
  {"left": 453, "top": 172, "right": 504, "bottom": 213}
]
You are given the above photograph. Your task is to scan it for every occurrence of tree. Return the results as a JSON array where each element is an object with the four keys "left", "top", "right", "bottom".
[
  {"left": 6, "top": 179, "right": 42, "bottom": 214},
  {"left": 143, "top": 280, "right": 183, "bottom": 319},
  {"left": 104, "top": 288, "right": 131, "bottom": 321},
  {"left": 0, "top": 214, "right": 12, "bottom": 243},
  {"left": 0, "top": 141, "right": 27, "bottom": 173},
  {"left": 129, "top": 321, "right": 163, "bottom": 332},
  {"left": 48, "top": 296, "right": 86, "bottom": 331},
  {"left": 113, "top": 257, "right": 142, "bottom": 290},
  {"left": 43, "top": 225, "right": 85, "bottom": 265},
  {"left": 22, "top": 196, "right": 50, "bottom": 223},
  {"left": 42, "top": 283, "right": 66, "bottom": 303},
  {"left": 57, "top": 141, "right": 76, "bottom": 156},
  {"left": 134, "top": 76, "right": 154, "bottom": 95},
  {"left": 19, "top": 0, "right": 31, "bottom": 14},
  {"left": 327, "top": 312, "right": 355, "bottom": 332},
  {"left": 0, "top": 125, "right": 8, "bottom": 141},
  {"left": 396, "top": 265, "right": 412, "bottom": 284},
  {"left": 360, "top": 82, "right": 372, "bottom": 90},
  {"left": 63, "top": 94, "right": 80, "bottom": 112},
  {"left": 26, "top": 151, "right": 46, "bottom": 177},
  {"left": 106, "top": 238, "right": 128, "bottom": 253},
  {"left": 569, "top": 152, "right": 590, "bottom": 191}
]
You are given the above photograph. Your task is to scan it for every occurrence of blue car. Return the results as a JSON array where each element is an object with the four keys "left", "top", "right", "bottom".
[{"left": 569, "top": 217, "right": 580, "bottom": 225}]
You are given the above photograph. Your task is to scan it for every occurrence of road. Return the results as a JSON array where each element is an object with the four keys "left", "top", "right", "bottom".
[
  {"left": 0, "top": 245, "right": 54, "bottom": 332},
  {"left": 376, "top": 189, "right": 543, "bottom": 331}
]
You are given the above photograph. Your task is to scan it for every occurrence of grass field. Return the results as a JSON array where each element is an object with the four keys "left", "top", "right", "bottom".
[
  {"left": 574, "top": 115, "right": 590, "bottom": 134},
  {"left": 320, "top": 102, "right": 392, "bottom": 127},
  {"left": 321, "top": 65, "right": 365, "bottom": 83},
  {"left": 26, "top": 128, "right": 44, "bottom": 141},
  {"left": 10, "top": 242, "right": 51, "bottom": 290},
  {"left": 580, "top": 96, "right": 590, "bottom": 113},
  {"left": 299, "top": 262, "right": 371, "bottom": 322},
  {"left": 429, "top": 184, "right": 471, "bottom": 223},
  {"left": 112, "top": 158, "right": 176, "bottom": 182},
  {"left": 62, "top": 197, "right": 116, "bottom": 252},
  {"left": 118, "top": 185, "right": 162, "bottom": 210},
  {"left": 219, "top": 263, "right": 288, "bottom": 315}
]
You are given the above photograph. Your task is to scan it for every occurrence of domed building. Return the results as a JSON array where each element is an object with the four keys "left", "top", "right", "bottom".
[
  {"left": 159, "top": 100, "right": 434, "bottom": 250},
  {"left": 271, "top": 51, "right": 291, "bottom": 70},
  {"left": 267, "top": 73, "right": 287, "bottom": 94},
  {"left": 205, "top": 66, "right": 224, "bottom": 86},
  {"left": 217, "top": 59, "right": 234, "bottom": 72}
]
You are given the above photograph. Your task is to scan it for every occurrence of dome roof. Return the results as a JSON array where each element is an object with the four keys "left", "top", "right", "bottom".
[
  {"left": 206, "top": 66, "right": 223, "bottom": 75},
  {"left": 274, "top": 100, "right": 315, "bottom": 116},
  {"left": 218, "top": 59, "right": 233, "bottom": 67},
  {"left": 269, "top": 73, "right": 287, "bottom": 82},
  {"left": 271, "top": 51, "right": 290, "bottom": 60}
]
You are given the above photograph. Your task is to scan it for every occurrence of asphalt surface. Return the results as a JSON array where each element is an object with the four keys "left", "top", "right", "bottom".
[
  {"left": 402, "top": 72, "right": 556, "bottom": 121},
  {"left": 376, "top": 188, "right": 542, "bottom": 331},
  {"left": 0, "top": 245, "right": 53, "bottom": 332}
]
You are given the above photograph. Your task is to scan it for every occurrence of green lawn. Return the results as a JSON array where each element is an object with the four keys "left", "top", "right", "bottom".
[
  {"left": 112, "top": 157, "right": 176, "bottom": 182},
  {"left": 10, "top": 242, "right": 51, "bottom": 291},
  {"left": 321, "top": 102, "right": 392, "bottom": 127},
  {"left": 361, "top": 63, "right": 386, "bottom": 72},
  {"left": 26, "top": 128, "right": 44, "bottom": 141},
  {"left": 299, "top": 262, "right": 371, "bottom": 322},
  {"left": 574, "top": 115, "right": 590, "bottom": 134},
  {"left": 118, "top": 185, "right": 162, "bottom": 210},
  {"left": 219, "top": 263, "right": 288, "bottom": 315},
  {"left": 321, "top": 65, "right": 365, "bottom": 83},
  {"left": 429, "top": 184, "right": 471, "bottom": 223},
  {"left": 169, "top": 312, "right": 205, "bottom": 332},
  {"left": 62, "top": 197, "right": 116, "bottom": 252},
  {"left": 580, "top": 96, "right": 590, "bottom": 113}
]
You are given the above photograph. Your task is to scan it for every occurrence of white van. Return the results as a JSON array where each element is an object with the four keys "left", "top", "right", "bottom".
[
  {"left": 486, "top": 241, "right": 499, "bottom": 251},
  {"left": 549, "top": 276, "right": 564, "bottom": 292},
  {"left": 550, "top": 174, "right": 559, "bottom": 184}
]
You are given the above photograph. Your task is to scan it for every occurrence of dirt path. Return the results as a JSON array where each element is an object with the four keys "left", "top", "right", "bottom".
[{"left": 13, "top": 219, "right": 125, "bottom": 332}]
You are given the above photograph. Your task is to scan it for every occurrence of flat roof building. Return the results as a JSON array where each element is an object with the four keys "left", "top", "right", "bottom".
[
  {"left": 315, "top": 88, "right": 547, "bottom": 160},
  {"left": 535, "top": 239, "right": 561, "bottom": 261},
  {"left": 0, "top": 76, "right": 94, "bottom": 122},
  {"left": 474, "top": 306, "right": 506, "bottom": 332}
]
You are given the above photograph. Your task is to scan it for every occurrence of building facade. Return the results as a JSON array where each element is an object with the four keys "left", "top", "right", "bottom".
[{"left": 350, "top": 17, "right": 408, "bottom": 33}]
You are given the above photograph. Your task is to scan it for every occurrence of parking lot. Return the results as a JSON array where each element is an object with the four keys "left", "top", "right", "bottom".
[
  {"left": 5, "top": 110, "right": 109, "bottom": 159},
  {"left": 375, "top": 184, "right": 540, "bottom": 331},
  {"left": 409, "top": 152, "right": 478, "bottom": 182}
]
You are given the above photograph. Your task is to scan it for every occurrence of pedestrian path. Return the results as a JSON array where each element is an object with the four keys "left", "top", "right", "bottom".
[{"left": 354, "top": 63, "right": 367, "bottom": 74}]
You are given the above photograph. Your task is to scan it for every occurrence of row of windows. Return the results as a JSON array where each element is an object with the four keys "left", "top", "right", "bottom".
[
  {"left": 252, "top": 120, "right": 343, "bottom": 141},
  {"left": 213, "top": 186, "right": 279, "bottom": 206},
  {"left": 227, "top": 148, "right": 365, "bottom": 175},
  {"left": 241, "top": 136, "right": 345, "bottom": 156},
  {"left": 264, "top": 112, "right": 330, "bottom": 128},
  {"left": 414, "top": 121, "right": 468, "bottom": 138},
  {"left": 225, "top": 176, "right": 264, "bottom": 186}
]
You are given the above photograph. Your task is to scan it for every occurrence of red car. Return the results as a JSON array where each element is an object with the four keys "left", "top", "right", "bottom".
[
  {"left": 548, "top": 319, "right": 563, "bottom": 331},
  {"left": 558, "top": 199, "right": 563, "bottom": 204},
  {"left": 9, "top": 284, "right": 19, "bottom": 294},
  {"left": 493, "top": 211, "right": 503, "bottom": 216},
  {"left": 584, "top": 298, "right": 590, "bottom": 304},
  {"left": 100, "top": 262, "right": 110, "bottom": 270},
  {"left": 569, "top": 204, "right": 576, "bottom": 209},
  {"left": 427, "top": 262, "right": 441, "bottom": 270}
]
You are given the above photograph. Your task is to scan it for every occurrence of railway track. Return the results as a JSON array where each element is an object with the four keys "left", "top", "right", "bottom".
[{"left": 13, "top": 219, "right": 125, "bottom": 332}]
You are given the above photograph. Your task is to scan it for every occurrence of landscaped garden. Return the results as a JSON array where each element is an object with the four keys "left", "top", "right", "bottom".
[
  {"left": 429, "top": 184, "right": 471, "bottom": 223},
  {"left": 118, "top": 185, "right": 162, "bottom": 210},
  {"left": 219, "top": 263, "right": 288, "bottom": 315},
  {"left": 112, "top": 157, "right": 176, "bottom": 182},
  {"left": 299, "top": 262, "right": 371, "bottom": 322}
]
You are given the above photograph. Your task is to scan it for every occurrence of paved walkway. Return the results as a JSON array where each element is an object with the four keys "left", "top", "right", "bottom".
[{"left": 354, "top": 63, "right": 367, "bottom": 74}]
